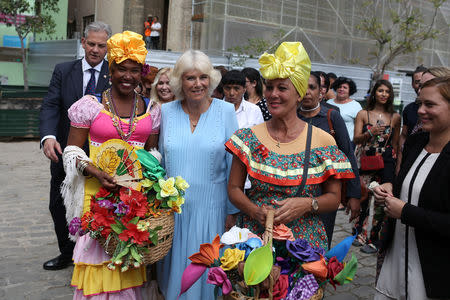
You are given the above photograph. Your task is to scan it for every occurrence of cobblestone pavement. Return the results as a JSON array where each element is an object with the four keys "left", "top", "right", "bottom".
[{"left": 0, "top": 141, "right": 377, "bottom": 300}]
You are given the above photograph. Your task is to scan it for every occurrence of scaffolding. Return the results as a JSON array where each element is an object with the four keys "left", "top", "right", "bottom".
[{"left": 191, "top": 0, "right": 450, "bottom": 70}]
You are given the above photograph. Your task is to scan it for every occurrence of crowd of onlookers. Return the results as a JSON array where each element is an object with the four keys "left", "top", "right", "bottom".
[
  {"left": 140, "top": 62, "right": 450, "bottom": 299},
  {"left": 39, "top": 21, "right": 450, "bottom": 300}
]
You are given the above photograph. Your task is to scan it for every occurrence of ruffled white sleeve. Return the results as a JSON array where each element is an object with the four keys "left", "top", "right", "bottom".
[{"left": 68, "top": 95, "right": 103, "bottom": 128}]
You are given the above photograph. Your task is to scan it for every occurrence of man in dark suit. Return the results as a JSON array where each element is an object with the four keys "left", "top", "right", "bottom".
[{"left": 39, "top": 21, "right": 112, "bottom": 270}]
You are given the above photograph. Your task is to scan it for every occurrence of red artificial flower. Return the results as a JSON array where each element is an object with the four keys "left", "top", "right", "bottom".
[
  {"left": 95, "top": 187, "right": 112, "bottom": 199},
  {"left": 327, "top": 256, "right": 344, "bottom": 289},
  {"left": 260, "top": 274, "right": 289, "bottom": 300},
  {"left": 81, "top": 211, "right": 93, "bottom": 230},
  {"left": 120, "top": 188, "right": 148, "bottom": 218},
  {"left": 88, "top": 207, "right": 115, "bottom": 238},
  {"left": 94, "top": 212, "right": 115, "bottom": 228},
  {"left": 273, "top": 275, "right": 289, "bottom": 300},
  {"left": 118, "top": 223, "right": 150, "bottom": 245},
  {"left": 120, "top": 213, "right": 135, "bottom": 225}
]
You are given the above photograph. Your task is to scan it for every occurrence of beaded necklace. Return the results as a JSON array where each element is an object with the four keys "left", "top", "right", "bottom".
[{"left": 104, "top": 89, "right": 139, "bottom": 141}]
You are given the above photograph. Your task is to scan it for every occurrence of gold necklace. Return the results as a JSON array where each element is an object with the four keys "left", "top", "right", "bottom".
[
  {"left": 275, "top": 138, "right": 281, "bottom": 148},
  {"left": 104, "top": 89, "right": 139, "bottom": 141},
  {"left": 184, "top": 105, "right": 199, "bottom": 128},
  {"left": 183, "top": 98, "right": 212, "bottom": 129}
]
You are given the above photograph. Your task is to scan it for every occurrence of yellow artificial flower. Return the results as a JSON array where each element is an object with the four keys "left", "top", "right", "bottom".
[
  {"left": 175, "top": 176, "right": 190, "bottom": 191},
  {"left": 159, "top": 177, "right": 179, "bottom": 198},
  {"left": 136, "top": 220, "right": 150, "bottom": 232},
  {"left": 168, "top": 195, "right": 185, "bottom": 213},
  {"left": 220, "top": 248, "right": 245, "bottom": 271},
  {"left": 141, "top": 178, "right": 155, "bottom": 189},
  {"left": 97, "top": 148, "right": 120, "bottom": 176}
]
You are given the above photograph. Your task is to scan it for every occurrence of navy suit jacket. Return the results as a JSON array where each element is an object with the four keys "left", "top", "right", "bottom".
[{"left": 39, "top": 59, "right": 110, "bottom": 150}]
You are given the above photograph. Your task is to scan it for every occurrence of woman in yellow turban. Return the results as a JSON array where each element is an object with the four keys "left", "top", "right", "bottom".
[
  {"left": 61, "top": 31, "right": 160, "bottom": 299},
  {"left": 226, "top": 42, "right": 355, "bottom": 249}
]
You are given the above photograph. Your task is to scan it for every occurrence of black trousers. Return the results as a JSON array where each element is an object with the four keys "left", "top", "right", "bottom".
[
  {"left": 49, "top": 159, "right": 75, "bottom": 258},
  {"left": 320, "top": 210, "right": 337, "bottom": 250},
  {"left": 150, "top": 36, "right": 160, "bottom": 50}
]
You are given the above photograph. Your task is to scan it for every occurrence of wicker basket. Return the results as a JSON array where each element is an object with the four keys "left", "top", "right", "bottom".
[
  {"left": 98, "top": 211, "right": 174, "bottom": 265},
  {"left": 224, "top": 210, "right": 324, "bottom": 300}
]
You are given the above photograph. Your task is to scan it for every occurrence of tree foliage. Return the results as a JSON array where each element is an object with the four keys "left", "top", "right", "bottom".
[
  {"left": 357, "top": 0, "right": 445, "bottom": 81},
  {"left": 0, "top": 0, "right": 59, "bottom": 90},
  {"left": 227, "top": 30, "right": 286, "bottom": 67}
]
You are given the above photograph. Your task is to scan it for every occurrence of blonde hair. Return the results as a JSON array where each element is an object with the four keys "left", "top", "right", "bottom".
[
  {"left": 421, "top": 76, "right": 450, "bottom": 103},
  {"left": 170, "top": 50, "right": 221, "bottom": 99},
  {"left": 150, "top": 67, "right": 174, "bottom": 104},
  {"left": 424, "top": 66, "right": 450, "bottom": 78}
]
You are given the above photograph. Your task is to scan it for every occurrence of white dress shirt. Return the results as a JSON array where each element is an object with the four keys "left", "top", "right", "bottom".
[
  {"left": 41, "top": 58, "right": 104, "bottom": 146},
  {"left": 236, "top": 99, "right": 264, "bottom": 130},
  {"left": 235, "top": 99, "right": 264, "bottom": 189},
  {"left": 82, "top": 58, "right": 103, "bottom": 96}
]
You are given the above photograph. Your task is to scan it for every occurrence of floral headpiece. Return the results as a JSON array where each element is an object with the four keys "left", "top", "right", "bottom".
[
  {"left": 107, "top": 31, "right": 148, "bottom": 67},
  {"left": 259, "top": 42, "right": 311, "bottom": 98}
]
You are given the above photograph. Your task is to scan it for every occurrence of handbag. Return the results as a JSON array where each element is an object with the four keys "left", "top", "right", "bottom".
[
  {"left": 359, "top": 129, "right": 391, "bottom": 171},
  {"left": 360, "top": 153, "right": 384, "bottom": 171}
]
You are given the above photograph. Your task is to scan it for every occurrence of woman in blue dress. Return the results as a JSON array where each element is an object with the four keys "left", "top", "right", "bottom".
[{"left": 157, "top": 49, "right": 239, "bottom": 300}]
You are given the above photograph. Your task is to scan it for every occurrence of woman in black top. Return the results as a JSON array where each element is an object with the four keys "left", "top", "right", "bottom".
[
  {"left": 373, "top": 77, "right": 450, "bottom": 299},
  {"left": 298, "top": 71, "right": 362, "bottom": 248},
  {"left": 241, "top": 67, "right": 271, "bottom": 120},
  {"left": 353, "top": 80, "right": 401, "bottom": 254}
]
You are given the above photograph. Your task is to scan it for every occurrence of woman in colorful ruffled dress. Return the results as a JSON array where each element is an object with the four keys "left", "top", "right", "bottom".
[
  {"left": 226, "top": 42, "right": 355, "bottom": 250},
  {"left": 62, "top": 31, "right": 160, "bottom": 299}
]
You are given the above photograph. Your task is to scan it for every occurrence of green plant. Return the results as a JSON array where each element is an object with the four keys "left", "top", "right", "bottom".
[
  {"left": 227, "top": 29, "right": 286, "bottom": 67},
  {"left": 356, "top": 0, "right": 444, "bottom": 82},
  {"left": 0, "top": 0, "right": 59, "bottom": 91}
]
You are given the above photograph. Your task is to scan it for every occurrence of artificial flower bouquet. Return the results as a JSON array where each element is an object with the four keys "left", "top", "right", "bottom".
[
  {"left": 179, "top": 211, "right": 357, "bottom": 300},
  {"left": 69, "top": 145, "right": 189, "bottom": 271}
]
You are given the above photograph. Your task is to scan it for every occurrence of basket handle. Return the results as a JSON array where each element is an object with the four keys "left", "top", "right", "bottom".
[
  {"left": 262, "top": 209, "right": 275, "bottom": 300},
  {"left": 263, "top": 209, "right": 274, "bottom": 247}
]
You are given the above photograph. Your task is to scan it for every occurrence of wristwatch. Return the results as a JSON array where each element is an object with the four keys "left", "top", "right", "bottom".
[{"left": 311, "top": 197, "right": 319, "bottom": 213}]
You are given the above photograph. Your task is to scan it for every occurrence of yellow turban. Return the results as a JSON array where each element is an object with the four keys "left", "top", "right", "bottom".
[
  {"left": 259, "top": 42, "right": 311, "bottom": 98},
  {"left": 107, "top": 31, "right": 148, "bottom": 67}
]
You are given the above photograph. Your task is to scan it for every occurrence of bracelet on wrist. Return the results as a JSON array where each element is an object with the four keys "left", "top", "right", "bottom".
[
  {"left": 77, "top": 160, "right": 90, "bottom": 176},
  {"left": 311, "top": 197, "right": 319, "bottom": 213},
  {"left": 367, "top": 129, "right": 373, "bottom": 137}
]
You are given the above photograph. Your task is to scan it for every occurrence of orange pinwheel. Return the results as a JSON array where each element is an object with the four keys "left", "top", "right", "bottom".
[{"left": 188, "top": 234, "right": 224, "bottom": 266}]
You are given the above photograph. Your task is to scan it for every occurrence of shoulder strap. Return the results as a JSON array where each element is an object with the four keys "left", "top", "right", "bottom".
[
  {"left": 366, "top": 110, "right": 370, "bottom": 123},
  {"left": 143, "top": 97, "right": 150, "bottom": 108},
  {"left": 94, "top": 93, "right": 102, "bottom": 103},
  {"left": 327, "top": 109, "right": 335, "bottom": 137},
  {"left": 296, "top": 121, "right": 313, "bottom": 195}
]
